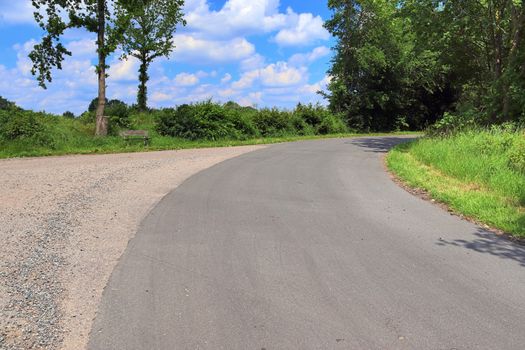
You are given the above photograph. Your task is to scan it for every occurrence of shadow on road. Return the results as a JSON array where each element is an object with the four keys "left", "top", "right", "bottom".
[
  {"left": 348, "top": 137, "right": 416, "bottom": 153},
  {"left": 437, "top": 229, "right": 525, "bottom": 267}
]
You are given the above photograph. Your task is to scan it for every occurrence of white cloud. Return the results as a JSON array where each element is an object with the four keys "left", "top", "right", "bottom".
[
  {"left": 0, "top": 1, "right": 34, "bottom": 24},
  {"left": 66, "top": 39, "right": 97, "bottom": 58},
  {"left": 274, "top": 10, "right": 329, "bottom": 46},
  {"left": 175, "top": 72, "right": 200, "bottom": 86},
  {"left": 183, "top": 0, "right": 286, "bottom": 38},
  {"left": 172, "top": 34, "right": 255, "bottom": 63},
  {"left": 239, "top": 92, "right": 263, "bottom": 107},
  {"left": 289, "top": 46, "right": 330, "bottom": 66},
  {"left": 232, "top": 61, "right": 306, "bottom": 89},
  {"left": 108, "top": 57, "right": 139, "bottom": 81},
  {"left": 240, "top": 54, "right": 266, "bottom": 71},
  {"left": 220, "top": 73, "right": 232, "bottom": 84}
]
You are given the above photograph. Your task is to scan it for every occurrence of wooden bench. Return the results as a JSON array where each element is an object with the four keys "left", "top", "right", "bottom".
[{"left": 119, "top": 130, "right": 150, "bottom": 146}]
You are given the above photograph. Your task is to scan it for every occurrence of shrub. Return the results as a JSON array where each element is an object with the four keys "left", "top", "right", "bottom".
[
  {"left": 317, "top": 113, "right": 349, "bottom": 134},
  {"left": 252, "top": 108, "right": 295, "bottom": 137},
  {"left": 294, "top": 103, "right": 324, "bottom": 126},
  {"left": 105, "top": 100, "right": 130, "bottom": 131},
  {"left": 83, "top": 99, "right": 130, "bottom": 134},
  {"left": 0, "top": 96, "right": 19, "bottom": 111},
  {"left": 63, "top": 111, "right": 75, "bottom": 119},
  {"left": 426, "top": 112, "right": 477, "bottom": 137},
  {"left": 0, "top": 109, "right": 51, "bottom": 145},
  {"left": 156, "top": 101, "right": 257, "bottom": 140},
  {"left": 293, "top": 103, "right": 349, "bottom": 134}
]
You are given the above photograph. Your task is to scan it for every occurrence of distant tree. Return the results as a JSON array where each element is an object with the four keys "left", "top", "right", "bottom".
[
  {"left": 63, "top": 111, "right": 76, "bottom": 118},
  {"left": 0, "top": 96, "right": 18, "bottom": 111},
  {"left": 29, "top": 0, "right": 132, "bottom": 136},
  {"left": 117, "top": 0, "right": 185, "bottom": 111}
]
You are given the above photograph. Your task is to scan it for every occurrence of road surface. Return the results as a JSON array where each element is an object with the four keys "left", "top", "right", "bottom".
[{"left": 89, "top": 137, "right": 525, "bottom": 350}]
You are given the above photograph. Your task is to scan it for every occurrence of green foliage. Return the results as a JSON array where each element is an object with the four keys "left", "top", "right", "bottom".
[
  {"left": 117, "top": 0, "right": 186, "bottom": 110},
  {"left": 0, "top": 96, "right": 19, "bottom": 111},
  {"left": 324, "top": 0, "right": 525, "bottom": 131},
  {"left": 0, "top": 109, "right": 51, "bottom": 145},
  {"left": 317, "top": 114, "right": 349, "bottom": 135},
  {"left": 29, "top": 0, "right": 131, "bottom": 88},
  {"left": 0, "top": 101, "right": 414, "bottom": 159},
  {"left": 83, "top": 98, "right": 131, "bottom": 134},
  {"left": 252, "top": 108, "right": 295, "bottom": 137},
  {"left": 388, "top": 128, "right": 525, "bottom": 237},
  {"left": 508, "top": 136, "right": 525, "bottom": 175},
  {"left": 155, "top": 101, "right": 350, "bottom": 140},
  {"left": 293, "top": 103, "right": 349, "bottom": 134},
  {"left": 88, "top": 97, "right": 108, "bottom": 113},
  {"left": 156, "top": 101, "right": 258, "bottom": 141},
  {"left": 426, "top": 113, "right": 477, "bottom": 137},
  {"left": 106, "top": 99, "right": 131, "bottom": 131},
  {"left": 63, "top": 111, "right": 76, "bottom": 119}
]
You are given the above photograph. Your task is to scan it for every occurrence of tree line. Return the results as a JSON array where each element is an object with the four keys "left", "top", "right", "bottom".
[
  {"left": 324, "top": 0, "right": 525, "bottom": 131},
  {"left": 30, "top": 0, "right": 185, "bottom": 136}
]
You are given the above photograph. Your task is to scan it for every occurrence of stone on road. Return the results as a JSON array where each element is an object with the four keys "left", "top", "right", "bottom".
[{"left": 89, "top": 137, "right": 525, "bottom": 350}]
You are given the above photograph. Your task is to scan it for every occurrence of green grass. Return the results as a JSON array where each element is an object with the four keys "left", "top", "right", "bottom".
[
  {"left": 0, "top": 131, "right": 418, "bottom": 159},
  {"left": 387, "top": 128, "right": 525, "bottom": 238},
  {"left": 0, "top": 104, "right": 420, "bottom": 159},
  {"left": 0, "top": 112, "right": 419, "bottom": 159}
]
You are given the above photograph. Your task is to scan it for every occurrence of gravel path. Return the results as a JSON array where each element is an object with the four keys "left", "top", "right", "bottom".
[{"left": 0, "top": 146, "right": 263, "bottom": 350}]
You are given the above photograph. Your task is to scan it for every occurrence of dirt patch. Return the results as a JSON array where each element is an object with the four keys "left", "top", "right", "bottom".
[{"left": 0, "top": 145, "right": 264, "bottom": 350}]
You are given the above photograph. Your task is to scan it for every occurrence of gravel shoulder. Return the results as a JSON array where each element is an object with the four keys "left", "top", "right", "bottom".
[{"left": 0, "top": 145, "right": 264, "bottom": 350}]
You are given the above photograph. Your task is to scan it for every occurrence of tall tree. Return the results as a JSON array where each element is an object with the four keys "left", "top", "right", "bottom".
[
  {"left": 323, "top": 0, "right": 446, "bottom": 130},
  {"left": 407, "top": 0, "right": 525, "bottom": 122},
  {"left": 29, "top": 0, "right": 130, "bottom": 135},
  {"left": 118, "top": 0, "right": 185, "bottom": 110}
]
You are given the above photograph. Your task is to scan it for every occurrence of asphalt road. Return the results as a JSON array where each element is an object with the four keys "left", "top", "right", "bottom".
[{"left": 89, "top": 137, "right": 525, "bottom": 350}]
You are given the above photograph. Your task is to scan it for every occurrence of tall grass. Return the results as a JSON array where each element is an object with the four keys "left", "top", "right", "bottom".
[{"left": 387, "top": 127, "right": 525, "bottom": 237}]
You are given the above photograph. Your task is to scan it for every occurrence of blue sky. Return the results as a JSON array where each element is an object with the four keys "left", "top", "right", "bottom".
[{"left": 0, "top": 0, "right": 334, "bottom": 114}]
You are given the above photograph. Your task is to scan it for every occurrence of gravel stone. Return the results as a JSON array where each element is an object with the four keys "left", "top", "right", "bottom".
[{"left": 0, "top": 146, "right": 263, "bottom": 350}]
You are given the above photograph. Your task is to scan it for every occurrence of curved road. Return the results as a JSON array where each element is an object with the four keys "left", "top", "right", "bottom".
[{"left": 89, "top": 137, "right": 525, "bottom": 350}]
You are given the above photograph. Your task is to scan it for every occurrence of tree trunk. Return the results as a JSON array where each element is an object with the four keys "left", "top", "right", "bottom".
[
  {"left": 137, "top": 55, "right": 149, "bottom": 111},
  {"left": 95, "top": 0, "right": 108, "bottom": 136}
]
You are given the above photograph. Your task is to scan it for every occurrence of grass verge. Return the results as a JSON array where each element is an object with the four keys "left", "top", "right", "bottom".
[
  {"left": 386, "top": 130, "right": 525, "bottom": 239},
  {"left": 0, "top": 132, "right": 419, "bottom": 159}
]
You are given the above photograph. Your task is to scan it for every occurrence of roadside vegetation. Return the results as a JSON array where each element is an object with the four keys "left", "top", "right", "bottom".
[
  {"left": 0, "top": 96, "right": 415, "bottom": 158},
  {"left": 387, "top": 120, "right": 525, "bottom": 238},
  {"left": 323, "top": 1, "right": 525, "bottom": 238}
]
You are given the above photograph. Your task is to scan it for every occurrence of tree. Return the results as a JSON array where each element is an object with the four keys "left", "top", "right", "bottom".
[
  {"left": 29, "top": 0, "right": 131, "bottom": 136},
  {"left": 323, "top": 0, "right": 446, "bottom": 130},
  {"left": 323, "top": 0, "right": 525, "bottom": 130},
  {"left": 118, "top": 0, "right": 185, "bottom": 111}
]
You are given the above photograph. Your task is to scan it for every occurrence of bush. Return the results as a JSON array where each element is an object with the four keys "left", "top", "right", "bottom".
[
  {"left": 156, "top": 101, "right": 257, "bottom": 140},
  {"left": 252, "top": 108, "right": 295, "bottom": 137},
  {"left": 294, "top": 103, "right": 324, "bottom": 126},
  {"left": 82, "top": 99, "right": 130, "bottom": 135},
  {"left": 0, "top": 109, "right": 51, "bottom": 145},
  {"left": 426, "top": 112, "right": 477, "bottom": 137},
  {"left": 106, "top": 100, "right": 130, "bottom": 131},
  {"left": 0, "top": 96, "right": 19, "bottom": 111},
  {"left": 63, "top": 111, "right": 75, "bottom": 119},
  {"left": 317, "top": 113, "right": 349, "bottom": 134},
  {"left": 293, "top": 103, "right": 349, "bottom": 134}
]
